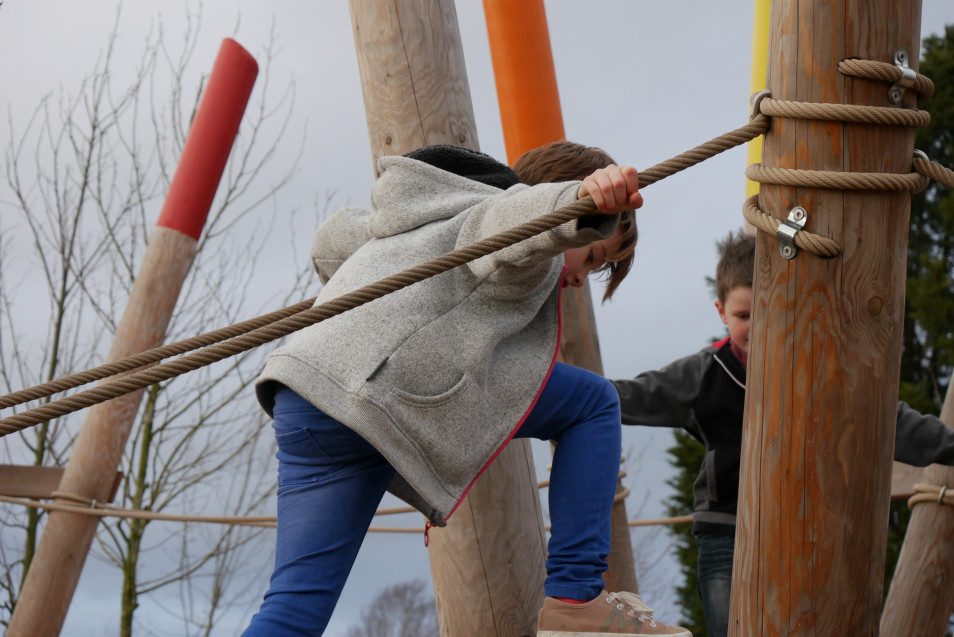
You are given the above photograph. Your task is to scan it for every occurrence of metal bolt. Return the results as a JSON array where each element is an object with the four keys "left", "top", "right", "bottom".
[
  {"left": 890, "top": 89, "right": 902, "bottom": 104},
  {"left": 895, "top": 49, "right": 908, "bottom": 66},
  {"left": 792, "top": 207, "right": 806, "bottom": 222},
  {"left": 781, "top": 245, "right": 794, "bottom": 259}
]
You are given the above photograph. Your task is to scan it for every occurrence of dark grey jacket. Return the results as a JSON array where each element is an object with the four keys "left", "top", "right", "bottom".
[
  {"left": 257, "top": 155, "right": 618, "bottom": 524},
  {"left": 612, "top": 338, "right": 954, "bottom": 535}
]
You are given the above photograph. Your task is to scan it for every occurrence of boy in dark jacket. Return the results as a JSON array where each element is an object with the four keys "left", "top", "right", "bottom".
[{"left": 611, "top": 230, "right": 954, "bottom": 637}]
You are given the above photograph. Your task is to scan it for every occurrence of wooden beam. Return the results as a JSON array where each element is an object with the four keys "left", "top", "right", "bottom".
[
  {"left": 882, "top": 396, "right": 954, "bottom": 635},
  {"left": 732, "top": 1, "right": 921, "bottom": 634},
  {"left": 348, "top": 2, "right": 547, "bottom": 634},
  {"left": 0, "top": 465, "right": 122, "bottom": 502},
  {"left": 483, "top": 0, "right": 639, "bottom": 595}
]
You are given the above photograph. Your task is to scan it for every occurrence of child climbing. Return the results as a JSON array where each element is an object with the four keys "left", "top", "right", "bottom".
[{"left": 242, "top": 141, "right": 691, "bottom": 636}]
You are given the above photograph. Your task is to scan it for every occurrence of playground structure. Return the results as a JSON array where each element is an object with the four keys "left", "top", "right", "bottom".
[{"left": 1, "top": 0, "right": 953, "bottom": 635}]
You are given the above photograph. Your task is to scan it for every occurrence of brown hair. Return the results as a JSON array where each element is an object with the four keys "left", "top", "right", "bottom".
[
  {"left": 512, "top": 140, "right": 637, "bottom": 301},
  {"left": 715, "top": 230, "right": 756, "bottom": 303}
]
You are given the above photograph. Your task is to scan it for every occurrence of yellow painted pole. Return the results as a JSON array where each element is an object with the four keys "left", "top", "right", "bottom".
[{"left": 745, "top": 0, "right": 771, "bottom": 199}]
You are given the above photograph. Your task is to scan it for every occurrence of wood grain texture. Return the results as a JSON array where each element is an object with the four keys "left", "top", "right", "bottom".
[
  {"left": 731, "top": 1, "right": 921, "bottom": 635},
  {"left": 881, "top": 387, "right": 954, "bottom": 636},
  {"left": 349, "top": 2, "right": 546, "bottom": 634},
  {"left": 350, "top": 0, "right": 479, "bottom": 177}
]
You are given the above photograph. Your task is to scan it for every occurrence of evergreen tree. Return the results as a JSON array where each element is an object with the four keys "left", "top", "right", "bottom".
[{"left": 665, "top": 430, "right": 707, "bottom": 635}]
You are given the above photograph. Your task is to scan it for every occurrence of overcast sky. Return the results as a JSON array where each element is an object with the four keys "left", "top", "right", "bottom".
[{"left": 1, "top": 1, "right": 951, "bottom": 635}]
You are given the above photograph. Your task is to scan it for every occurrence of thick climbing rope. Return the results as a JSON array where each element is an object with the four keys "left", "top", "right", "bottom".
[
  {"left": 0, "top": 298, "right": 318, "bottom": 410},
  {"left": 1, "top": 57, "right": 952, "bottom": 434},
  {"left": 908, "top": 483, "right": 954, "bottom": 510},
  {"left": 0, "top": 116, "right": 770, "bottom": 436},
  {"left": 742, "top": 58, "right": 952, "bottom": 257}
]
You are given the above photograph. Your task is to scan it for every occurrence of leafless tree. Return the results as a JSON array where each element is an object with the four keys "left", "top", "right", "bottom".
[
  {"left": 346, "top": 579, "right": 440, "bottom": 637},
  {"left": 0, "top": 5, "right": 319, "bottom": 635}
]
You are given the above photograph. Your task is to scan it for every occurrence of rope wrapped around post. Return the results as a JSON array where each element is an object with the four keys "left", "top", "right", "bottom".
[
  {"left": 743, "top": 57, "right": 949, "bottom": 258},
  {"left": 907, "top": 483, "right": 954, "bottom": 510}
]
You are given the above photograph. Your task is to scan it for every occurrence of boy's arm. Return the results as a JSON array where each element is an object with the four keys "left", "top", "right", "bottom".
[
  {"left": 610, "top": 349, "right": 710, "bottom": 439},
  {"left": 894, "top": 400, "right": 954, "bottom": 466}
]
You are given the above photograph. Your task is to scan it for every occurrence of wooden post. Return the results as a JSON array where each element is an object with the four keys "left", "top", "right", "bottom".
[
  {"left": 732, "top": 1, "right": 922, "bottom": 635},
  {"left": 558, "top": 286, "right": 639, "bottom": 594},
  {"left": 483, "top": 0, "right": 639, "bottom": 595},
  {"left": 7, "top": 39, "right": 258, "bottom": 637},
  {"left": 881, "top": 396, "right": 954, "bottom": 636},
  {"left": 348, "top": 2, "right": 547, "bottom": 634}
]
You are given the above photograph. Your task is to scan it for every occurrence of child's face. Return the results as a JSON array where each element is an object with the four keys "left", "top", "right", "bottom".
[
  {"left": 715, "top": 285, "right": 752, "bottom": 353},
  {"left": 562, "top": 232, "right": 623, "bottom": 289}
]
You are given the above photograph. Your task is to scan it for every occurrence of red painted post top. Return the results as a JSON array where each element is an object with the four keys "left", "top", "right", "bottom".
[{"left": 156, "top": 38, "right": 259, "bottom": 240}]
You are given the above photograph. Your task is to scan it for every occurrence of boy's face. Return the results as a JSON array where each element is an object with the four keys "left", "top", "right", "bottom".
[
  {"left": 562, "top": 232, "right": 623, "bottom": 289},
  {"left": 715, "top": 285, "right": 752, "bottom": 354}
]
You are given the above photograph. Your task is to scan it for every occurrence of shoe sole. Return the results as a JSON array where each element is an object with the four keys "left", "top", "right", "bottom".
[{"left": 538, "top": 631, "right": 692, "bottom": 637}]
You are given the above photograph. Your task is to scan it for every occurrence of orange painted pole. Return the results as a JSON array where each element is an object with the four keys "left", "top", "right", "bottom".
[
  {"left": 8, "top": 39, "right": 258, "bottom": 636},
  {"left": 483, "top": 0, "right": 638, "bottom": 595},
  {"left": 482, "top": 0, "right": 565, "bottom": 164}
]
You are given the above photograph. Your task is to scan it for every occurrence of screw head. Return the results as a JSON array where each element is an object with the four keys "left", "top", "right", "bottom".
[
  {"left": 895, "top": 49, "right": 908, "bottom": 66},
  {"left": 781, "top": 245, "right": 794, "bottom": 259}
]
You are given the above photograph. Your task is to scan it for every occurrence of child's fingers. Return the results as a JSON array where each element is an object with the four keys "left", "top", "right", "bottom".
[{"left": 580, "top": 165, "right": 642, "bottom": 213}]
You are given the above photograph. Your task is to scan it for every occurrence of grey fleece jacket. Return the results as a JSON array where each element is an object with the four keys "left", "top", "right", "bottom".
[{"left": 256, "top": 155, "right": 618, "bottom": 525}]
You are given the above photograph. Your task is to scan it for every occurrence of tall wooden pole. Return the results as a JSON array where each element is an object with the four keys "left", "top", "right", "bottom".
[
  {"left": 881, "top": 394, "right": 954, "bottom": 636},
  {"left": 483, "top": 0, "right": 639, "bottom": 595},
  {"left": 732, "top": 1, "right": 921, "bottom": 635},
  {"left": 348, "top": 2, "right": 547, "bottom": 635},
  {"left": 7, "top": 39, "right": 258, "bottom": 636}
]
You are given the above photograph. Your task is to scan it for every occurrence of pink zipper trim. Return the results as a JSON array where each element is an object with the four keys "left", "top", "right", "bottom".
[{"left": 441, "top": 265, "right": 567, "bottom": 522}]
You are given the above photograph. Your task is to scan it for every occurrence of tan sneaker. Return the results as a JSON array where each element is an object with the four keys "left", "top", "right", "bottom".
[{"left": 537, "top": 590, "right": 692, "bottom": 636}]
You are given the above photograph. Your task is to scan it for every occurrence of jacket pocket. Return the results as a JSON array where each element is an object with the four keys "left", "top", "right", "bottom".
[
  {"left": 387, "top": 373, "right": 499, "bottom": 489},
  {"left": 704, "top": 447, "right": 741, "bottom": 504}
]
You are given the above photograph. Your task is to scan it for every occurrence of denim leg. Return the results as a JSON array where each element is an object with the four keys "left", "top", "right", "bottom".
[
  {"left": 695, "top": 532, "right": 734, "bottom": 637},
  {"left": 243, "top": 386, "right": 395, "bottom": 636},
  {"left": 515, "top": 362, "right": 622, "bottom": 600}
]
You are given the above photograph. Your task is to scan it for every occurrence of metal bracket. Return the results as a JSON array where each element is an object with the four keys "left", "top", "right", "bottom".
[
  {"left": 777, "top": 206, "right": 807, "bottom": 260},
  {"left": 750, "top": 89, "right": 772, "bottom": 120},
  {"left": 890, "top": 49, "right": 917, "bottom": 104}
]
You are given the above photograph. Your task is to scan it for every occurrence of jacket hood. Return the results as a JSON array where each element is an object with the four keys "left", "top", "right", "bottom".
[{"left": 369, "top": 155, "right": 524, "bottom": 238}]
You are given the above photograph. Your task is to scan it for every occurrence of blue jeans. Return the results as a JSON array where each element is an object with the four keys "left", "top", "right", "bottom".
[
  {"left": 243, "top": 362, "right": 621, "bottom": 635},
  {"left": 696, "top": 532, "right": 734, "bottom": 637}
]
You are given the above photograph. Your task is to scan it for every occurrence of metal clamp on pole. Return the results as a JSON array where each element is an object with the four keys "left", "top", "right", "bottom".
[
  {"left": 890, "top": 49, "right": 917, "bottom": 104},
  {"left": 750, "top": 89, "right": 772, "bottom": 120},
  {"left": 777, "top": 206, "right": 807, "bottom": 260}
]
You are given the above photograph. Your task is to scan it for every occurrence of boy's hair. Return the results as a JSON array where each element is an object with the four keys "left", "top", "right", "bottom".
[
  {"left": 512, "top": 140, "right": 638, "bottom": 301},
  {"left": 715, "top": 230, "right": 756, "bottom": 302}
]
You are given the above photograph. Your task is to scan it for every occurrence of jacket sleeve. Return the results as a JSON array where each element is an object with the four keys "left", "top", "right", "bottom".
[
  {"left": 610, "top": 349, "right": 710, "bottom": 440},
  {"left": 310, "top": 207, "right": 373, "bottom": 284},
  {"left": 456, "top": 182, "right": 618, "bottom": 284},
  {"left": 894, "top": 400, "right": 954, "bottom": 466}
]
